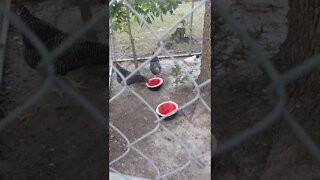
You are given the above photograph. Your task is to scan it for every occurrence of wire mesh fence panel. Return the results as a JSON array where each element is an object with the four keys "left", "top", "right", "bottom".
[
  {"left": 109, "top": 0, "right": 211, "bottom": 179},
  {"left": 212, "top": 0, "right": 320, "bottom": 171},
  {"left": 109, "top": 0, "right": 320, "bottom": 178},
  {"left": 0, "top": 1, "right": 108, "bottom": 128},
  {"left": 110, "top": 0, "right": 205, "bottom": 60},
  {"left": 0, "top": 0, "right": 108, "bottom": 165}
]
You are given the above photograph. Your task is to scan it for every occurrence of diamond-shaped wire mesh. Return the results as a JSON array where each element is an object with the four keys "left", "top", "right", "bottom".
[
  {"left": 0, "top": 0, "right": 108, "bottom": 132},
  {"left": 0, "top": 1, "right": 108, "bottom": 178},
  {"left": 109, "top": 0, "right": 211, "bottom": 179},
  {"left": 212, "top": 0, "right": 320, "bottom": 165},
  {"left": 5, "top": 0, "right": 320, "bottom": 179},
  {"left": 110, "top": 0, "right": 205, "bottom": 60},
  {"left": 0, "top": 0, "right": 211, "bottom": 179}
]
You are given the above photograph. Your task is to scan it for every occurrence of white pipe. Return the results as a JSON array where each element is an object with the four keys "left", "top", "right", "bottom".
[{"left": 114, "top": 52, "right": 202, "bottom": 62}]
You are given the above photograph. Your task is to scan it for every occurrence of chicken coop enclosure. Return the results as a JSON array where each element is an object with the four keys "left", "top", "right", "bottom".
[{"left": 109, "top": 0, "right": 211, "bottom": 179}]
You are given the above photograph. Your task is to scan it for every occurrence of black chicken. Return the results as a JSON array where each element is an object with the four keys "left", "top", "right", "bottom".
[
  {"left": 12, "top": 3, "right": 67, "bottom": 47},
  {"left": 150, "top": 53, "right": 161, "bottom": 76},
  {"left": 12, "top": 3, "right": 108, "bottom": 96},
  {"left": 24, "top": 35, "right": 107, "bottom": 76},
  {"left": 114, "top": 63, "right": 147, "bottom": 85}
]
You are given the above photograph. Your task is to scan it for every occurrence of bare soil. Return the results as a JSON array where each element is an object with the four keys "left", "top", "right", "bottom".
[
  {"left": 109, "top": 58, "right": 211, "bottom": 179},
  {"left": 0, "top": 1, "right": 107, "bottom": 179}
]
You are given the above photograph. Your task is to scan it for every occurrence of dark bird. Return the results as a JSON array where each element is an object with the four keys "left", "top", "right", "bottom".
[
  {"left": 150, "top": 53, "right": 161, "bottom": 76},
  {"left": 114, "top": 63, "right": 147, "bottom": 85},
  {"left": 24, "top": 34, "right": 107, "bottom": 76},
  {"left": 12, "top": 2, "right": 67, "bottom": 47},
  {"left": 11, "top": 3, "right": 108, "bottom": 96}
]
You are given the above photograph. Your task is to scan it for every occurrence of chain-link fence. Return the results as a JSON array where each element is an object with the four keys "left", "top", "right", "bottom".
[
  {"left": 110, "top": 0, "right": 205, "bottom": 61},
  {"left": 6, "top": 0, "right": 319, "bottom": 179},
  {"left": 212, "top": 0, "right": 320, "bottom": 165},
  {"left": 109, "top": 0, "right": 211, "bottom": 179},
  {"left": 0, "top": 0, "right": 108, "bottom": 152}
]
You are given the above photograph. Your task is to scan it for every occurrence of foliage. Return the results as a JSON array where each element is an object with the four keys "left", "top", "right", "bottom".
[
  {"left": 110, "top": 0, "right": 181, "bottom": 31},
  {"left": 171, "top": 64, "right": 187, "bottom": 86}
]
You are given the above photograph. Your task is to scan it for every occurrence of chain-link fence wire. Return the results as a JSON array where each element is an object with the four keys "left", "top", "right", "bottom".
[
  {"left": 212, "top": 0, "right": 320, "bottom": 162},
  {"left": 110, "top": 0, "right": 205, "bottom": 60},
  {"left": 109, "top": 0, "right": 211, "bottom": 179},
  {"left": 0, "top": 0, "right": 107, "bottom": 138}
]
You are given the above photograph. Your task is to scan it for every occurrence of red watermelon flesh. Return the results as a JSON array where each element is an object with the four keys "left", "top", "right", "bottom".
[
  {"left": 147, "top": 78, "right": 161, "bottom": 86},
  {"left": 158, "top": 102, "right": 177, "bottom": 115}
]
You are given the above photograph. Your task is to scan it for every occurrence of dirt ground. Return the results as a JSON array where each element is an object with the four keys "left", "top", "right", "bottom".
[
  {"left": 0, "top": 1, "right": 107, "bottom": 179},
  {"left": 109, "top": 58, "right": 211, "bottom": 179},
  {"left": 213, "top": 0, "right": 288, "bottom": 179}
]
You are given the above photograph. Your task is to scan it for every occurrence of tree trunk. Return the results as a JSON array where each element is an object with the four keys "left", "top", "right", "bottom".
[
  {"left": 125, "top": 7, "right": 138, "bottom": 69},
  {"left": 189, "top": 0, "right": 195, "bottom": 53},
  {"left": 261, "top": 0, "right": 320, "bottom": 179},
  {"left": 77, "top": 0, "right": 99, "bottom": 41},
  {"left": 197, "top": 0, "right": 211, "bottom": 93}
]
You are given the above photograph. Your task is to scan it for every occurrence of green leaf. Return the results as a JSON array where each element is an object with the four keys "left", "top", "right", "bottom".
[{"left": 110, "top": 0, "right": 180, "bottom": 31}]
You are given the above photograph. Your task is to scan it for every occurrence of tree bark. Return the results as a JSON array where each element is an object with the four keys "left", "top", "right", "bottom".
[
  {"left": 261, "top": 0, "right": 320, "bottom": 179},
  {"left": 197, "top": 0, "right": 211, "bottom": 95},
  {"left": 125, "top": 7, "right": 138, "bottom": 69}
]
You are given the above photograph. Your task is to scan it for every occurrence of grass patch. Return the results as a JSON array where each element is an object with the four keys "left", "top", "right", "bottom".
[{"left": 112, "top": 1, "right": 205, "bottom": 59}]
